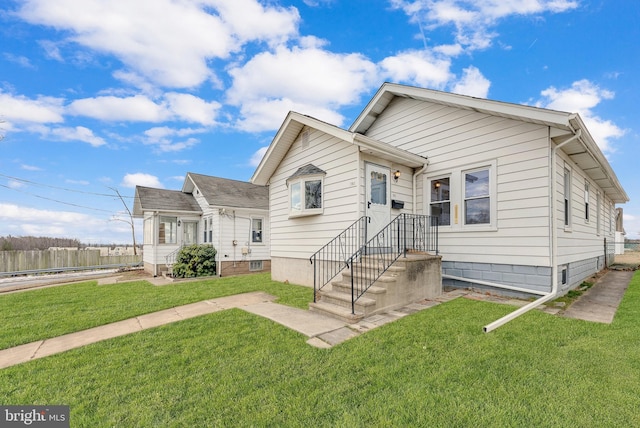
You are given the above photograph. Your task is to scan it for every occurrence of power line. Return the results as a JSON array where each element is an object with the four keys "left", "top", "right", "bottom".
[
  {"left": 0, "top": 183, "right": 115, "bottom": 213},
  {"left": 0, "top": 172, "right": 134, "bottom": 199}
]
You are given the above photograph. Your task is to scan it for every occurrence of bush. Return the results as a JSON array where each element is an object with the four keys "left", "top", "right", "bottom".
[{"left": 171, "top": 244, "right": 217, "bottom": 278}]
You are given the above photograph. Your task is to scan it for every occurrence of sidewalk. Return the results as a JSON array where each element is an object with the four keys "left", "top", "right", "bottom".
[
  {"left": 0, "top": 289, "right": 466, "bottom": 369},
  {"left": 561, "top": 269, "right": 634, "bottom": 323},
  {"left": 0, "top": 268, "right": 635, "bottom": 369}
]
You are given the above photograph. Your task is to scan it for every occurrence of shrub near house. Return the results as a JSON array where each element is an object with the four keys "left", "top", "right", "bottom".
[{"left": 172, "top": 244, "right": 217, "bottom": 278}]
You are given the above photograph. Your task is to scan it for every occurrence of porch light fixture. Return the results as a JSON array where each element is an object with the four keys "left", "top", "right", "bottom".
[{"left": 393, "top": 170, "right": 401, "bottom": 182}]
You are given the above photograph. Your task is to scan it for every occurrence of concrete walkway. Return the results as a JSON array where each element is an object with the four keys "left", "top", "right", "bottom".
[
  {"left": 0, "top": 289, "right": 465, "bottom": 369},
  {"left": 0, "top": 269, "right": 634, "bottom": 369},
  {"left": 561, "top": 269, "right": 634, "bottom": 323}
]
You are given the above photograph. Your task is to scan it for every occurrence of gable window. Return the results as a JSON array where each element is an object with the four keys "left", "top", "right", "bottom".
[
  {"left": 430, "top": 177, "right": 450, "bottom": 226},
  {"left": 584, "top": 181, "right": 590, "bottom": 222},
  {"left": 287, "top": 164, "right": 325, "bottom": 217},
  {"left": 159, "top": 216, "right": 177, "bottom": 244},
  {"left": 251, "top": 218, "right": 263, "bottom": 243},
  {"left": 464, "top": 168, "right": 490, "bottom": 225},
  {"left": 564, "top": 167, "right": 572, "bottom": 228}
]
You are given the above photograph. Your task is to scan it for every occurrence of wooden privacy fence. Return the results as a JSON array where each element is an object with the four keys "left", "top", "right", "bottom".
[{"left": 0, "top": 249, "right": 142, "bottom": 274}]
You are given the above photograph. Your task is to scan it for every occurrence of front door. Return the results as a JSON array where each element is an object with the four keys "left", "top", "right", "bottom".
[
  {"left": 182, "top": 221, "right": 198, "bottom": 245},
  {"left": 365, "top": 163, "right": 391, "bottom": 241}
]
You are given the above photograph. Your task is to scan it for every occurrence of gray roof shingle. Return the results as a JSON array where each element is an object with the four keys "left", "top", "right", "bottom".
[
  {"left": 133, "top": 186, "right": 202, "bottom": 216},
  {"left": 187, "top": 173, "right": 269, "bottom": 210}
]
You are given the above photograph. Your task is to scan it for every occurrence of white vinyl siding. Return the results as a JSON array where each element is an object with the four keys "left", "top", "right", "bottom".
[
  {"left": 270, "top": 127, "right": 360, "bottom": 259},
  {"left": 365, "top": 97, "right": 551, "bottom": 266}
]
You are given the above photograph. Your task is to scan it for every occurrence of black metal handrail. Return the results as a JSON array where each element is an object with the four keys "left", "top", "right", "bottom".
[
  {"left": 345, "top": 213, "right": 438, "bottom": 314},
  {"left": 310, "top": 216, "right": 369, "bottom": 302}
]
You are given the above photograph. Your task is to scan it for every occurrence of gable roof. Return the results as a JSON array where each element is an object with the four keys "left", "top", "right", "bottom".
[
  {"left": 350, "top": 82, "right": 628, "bottom": 204},
  {"left": 251, "top": 111, "right": 427, "bottom": 185},
  {"left": 133, "top": 186, "right": 202, "bottom": 217},
  {"left": 184, "top": 172, "right": 269, "bottom": 210}
]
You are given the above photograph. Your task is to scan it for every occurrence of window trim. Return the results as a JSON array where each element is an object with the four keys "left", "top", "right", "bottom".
[
  {"left": 251, "top": 217, "right": 264, "bottom": 244},
  {"left": 428, "top": 176, "right": 451, "bottom": 227},
  {"left": 158, "top": 216, "right": 177, "bottom": 245},
  {"left": 563, "top": 165, "right": 572, "bottom": 230},
  {"left": 287, "top": 174, "right": 324, "bottom": 218},
  {"left": 462, "top": 166, "right": 492, "bottom": 227},
  {"left": 425, "top": 160, "right": 497, "bottom": 231},
  {"left": 584, "top": 180, "right": 590, "bottom": 223}
]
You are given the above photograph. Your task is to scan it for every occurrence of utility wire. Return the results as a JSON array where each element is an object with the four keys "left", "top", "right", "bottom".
[
  {"left": 0, "top": 183, "right": 115, "bottom": 213},
  {"left": 0, "top": 172, "right": 134, "bottom": 199}
]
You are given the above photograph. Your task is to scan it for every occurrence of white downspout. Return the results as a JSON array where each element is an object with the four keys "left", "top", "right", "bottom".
[
  {"left": 483, "top": 129, "right": 582, "bottom": 333},
  {"left": 412, "top": 163, "right": 428, "bottom": 214}
]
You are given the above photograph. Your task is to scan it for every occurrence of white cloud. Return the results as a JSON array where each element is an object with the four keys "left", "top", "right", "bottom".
[
  {"left": 21, "top": 164, "right": 42, "bottom": 171},
  {"left": 0, "top": 203, "right": 139, "bottom": 243},
  {"left": 7, "top": 179, "right": 25, "bottom": 189},
  {"left": 249, "top": 146, "right": 268, "bottom": 167},
  {"left": 67, "top": 95, "right": 168, "bottom": 122},
  {"left": 50, "top": 126, "right": 106, "bottom": 147},
  {"left": 68, "top": 93, "right": 221, "bottom": 126},
  {"left": 121, "top": 173, "right": 163, "bottom": 189},
  {"left": 227, "top": 45, "right": 377, "bottom": 131},
  {"left": 451, "top": 66, "right": 491, "bottom": 97},
  {"left": 390, "top": 0, "right": 578, "bottom": 53},
  {"left": 0, "top": 91, "right": 64, "bottom": 124},
  {"left": 534, "top": 80, "right": 625, "bottom": 154},
  {"left": 164, "top": 93, "right": 221, "bottom": 126},
  {"left": 143, "top": 126, "right": 204, "bottom": 153},
  {"left": 380, "top": 50, "right": 453, "bottom": 90},
  {"left": 17, "top": 0, "right": 300, "bottom": 88}
]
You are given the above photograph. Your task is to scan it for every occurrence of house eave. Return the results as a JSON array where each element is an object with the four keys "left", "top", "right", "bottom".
[{"left": 354, "top": 134, "right": 427, "bottom": 168}]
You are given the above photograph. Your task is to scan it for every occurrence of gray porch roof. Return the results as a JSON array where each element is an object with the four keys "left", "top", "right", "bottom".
[
  {"left": 133, "top": 186, "right": 202, "bottom": 217},
  {"left": 184, "top": 173, "right": 269, "bottom": 210}
]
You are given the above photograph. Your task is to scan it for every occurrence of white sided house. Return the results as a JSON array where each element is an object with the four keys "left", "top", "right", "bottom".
[
  {"left": 133, "top": 172, "right": 270, "bottom": 277},
  {"left": 251, "top": 83, "right": 628, "bottom": 310}
]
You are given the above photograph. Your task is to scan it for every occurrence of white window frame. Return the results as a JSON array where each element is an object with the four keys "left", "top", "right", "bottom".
[
  {"left": 429, "top": 176, "right": 451, "bottom": 226},
  {"left": 158, "top": 216, "right": 177, "bottom": 244},
  {"left": 596, "top": 191, "right": 601, "bottom": 236},
  {"left": 425, "top": 160, "right": 496, "bottom": 231},
  {"left": 251, "top": 217, "right": 264, "bottom": 244},
  {"left": 462, "top": 166, "right": 492, "bottom": 227},
  {"left": 288, "top": 174, "right": 324, "bottom": 218},
  {"left": 563, "top": 165, "right": 572, "bottom": 230},
  {"left": 584, "top": 181, "right": 590, "bottom": 223}
]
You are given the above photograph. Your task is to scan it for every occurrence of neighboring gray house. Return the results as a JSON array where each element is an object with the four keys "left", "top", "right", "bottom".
[
  {"left": 251, "top": 83, "right": 628, "bottom": 300},
  {"left": 133, "top": 172, "right": 270, "bottom": 277}
]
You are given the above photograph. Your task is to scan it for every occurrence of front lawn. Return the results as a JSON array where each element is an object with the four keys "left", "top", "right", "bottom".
[
  {"left": 0, "top": 272, "right": 311, "bottom": 349},
  {"left": 1, "top": 272, "right": 640, "bottom": 426}
]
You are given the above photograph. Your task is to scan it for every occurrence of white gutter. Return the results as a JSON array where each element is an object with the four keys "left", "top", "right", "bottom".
[
  {"left": 412, "top": 163, "right": 429, "bottom": 214},
  {"left": 483, "top": 129, "right": 582, "bottom": 333}
]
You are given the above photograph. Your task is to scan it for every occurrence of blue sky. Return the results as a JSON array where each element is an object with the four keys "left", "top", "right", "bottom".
[{"left": 0, "top": 0, "right": 638, "bottom": 244}]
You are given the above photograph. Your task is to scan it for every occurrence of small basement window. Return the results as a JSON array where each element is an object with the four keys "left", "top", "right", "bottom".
[{"left": 250, "top": 260, "right": 263, "bottom": 271}]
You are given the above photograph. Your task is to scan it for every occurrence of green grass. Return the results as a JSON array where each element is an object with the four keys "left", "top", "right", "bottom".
[
  {"left": 1, "top": 272, "right": 640, "bottom": 426},
  {"left": 0, "top": 273, "right": 311, "bottom": 349}
]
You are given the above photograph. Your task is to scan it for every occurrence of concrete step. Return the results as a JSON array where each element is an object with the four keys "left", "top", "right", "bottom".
[
  {"left": 309, "top": 301, "right": 364, "bottom": 323},
  {"left": 319, "top": 290, "right": 377, "bottom": 313},
  {"left": 332, "top": 281, "right": 387, "bottom": 296}
]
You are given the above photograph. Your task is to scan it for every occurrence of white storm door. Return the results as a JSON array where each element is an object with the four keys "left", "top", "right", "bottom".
[{"left": 365, "top": 163, "right": 391, "bottom": 241}]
